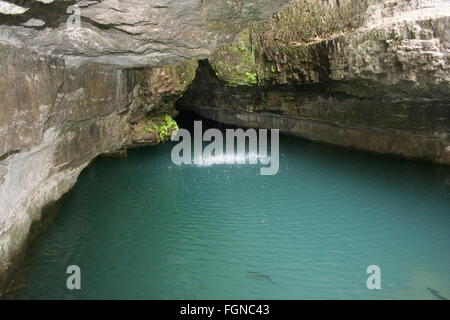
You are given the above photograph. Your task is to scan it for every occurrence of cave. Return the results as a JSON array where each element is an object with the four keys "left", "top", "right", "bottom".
[{"left": 0, "top": 0, "right": 449, "bottom": 301}]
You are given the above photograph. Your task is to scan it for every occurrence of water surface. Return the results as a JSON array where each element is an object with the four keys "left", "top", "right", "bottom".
[{"left": 15, "top": 116, "right": 450, "bottom": 299}]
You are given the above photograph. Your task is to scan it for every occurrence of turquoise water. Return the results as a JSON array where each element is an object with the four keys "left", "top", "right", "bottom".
[{"left": 14, "top": 116, "right": 450, "bottom": 300}]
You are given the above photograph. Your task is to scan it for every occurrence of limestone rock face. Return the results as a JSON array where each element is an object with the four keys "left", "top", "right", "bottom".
[
  {"left": 180, "top": 0, "right": 450, "bottom": 164},
  {"left": 0, "top": 42, "right": 197, "bottom": 295},
  {"left": 0, "top": 0, "right": 291, "bottom": 67},
  {"left": 208, "top": 0, "right": 450, "bottom": 91}
]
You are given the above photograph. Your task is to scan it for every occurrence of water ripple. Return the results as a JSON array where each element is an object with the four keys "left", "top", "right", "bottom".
[{"left": 14, "top": 135, "right": 450, "bottom": 300}]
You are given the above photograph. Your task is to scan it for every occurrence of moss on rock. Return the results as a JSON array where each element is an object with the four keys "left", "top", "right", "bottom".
[
  {"left": 208, "top": 28, "right": 259, "bottom": 86},
  {"left": 208, "top": 0, "right": 370, "bottom": 86}
]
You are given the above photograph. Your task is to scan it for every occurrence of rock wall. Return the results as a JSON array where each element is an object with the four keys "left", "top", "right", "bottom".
[
  {"left": 0, "top": 42, "right": 197, "bottom": 296},
  {"left": 0, "top": 0, "right": 291, "bottom": 67},
  {"left": 179, "top": 0, "right": 450, "bottom": 164}
]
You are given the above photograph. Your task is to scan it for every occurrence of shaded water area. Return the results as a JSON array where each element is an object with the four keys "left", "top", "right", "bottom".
[{"left": 13, "top": 113, "right": 450, "bottom": 299}]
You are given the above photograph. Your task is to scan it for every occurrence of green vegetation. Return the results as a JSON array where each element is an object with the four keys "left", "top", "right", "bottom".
[
  {"left": 144, "top": 114, "right": 179, "bottom": 142},
  {"left": 245, "top": 72, "right": 258, "bottom": 83},
  {"left": 208, "top": 28, "right": 260, "bottom": 86}
]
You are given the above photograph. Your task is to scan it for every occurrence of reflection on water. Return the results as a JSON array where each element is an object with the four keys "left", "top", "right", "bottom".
[{"left": 192, "top": 153, "right": 270, "bottom": 167}]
